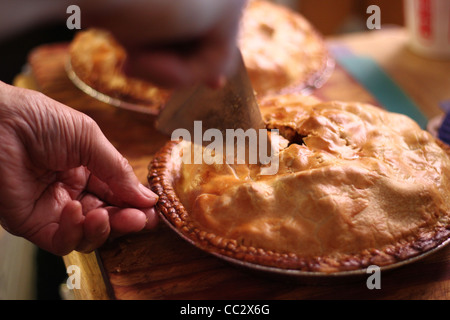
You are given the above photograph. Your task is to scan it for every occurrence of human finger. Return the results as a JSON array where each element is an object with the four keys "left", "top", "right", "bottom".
[
  {"left": 79, "top": 119, "right": 158, "bottom": 208},
  {"left": 75, "top": 207, "right": 110, "bottom": 253}
]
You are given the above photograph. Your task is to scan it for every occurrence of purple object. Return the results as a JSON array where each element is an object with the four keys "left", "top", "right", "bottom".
[
  {"left": 440, "top": 100, "right": 450, "bottom": 113},
  {"left": 438, "top": 107, "right": 450, "bottom": 144}
]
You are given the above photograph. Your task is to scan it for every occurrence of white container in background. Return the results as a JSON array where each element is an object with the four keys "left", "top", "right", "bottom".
[
  {"left": 0, "top": 230, "right": 37, "bottom": 300},
  {"left": 404, "top": 0, "right": 450, "bottom": 59}
]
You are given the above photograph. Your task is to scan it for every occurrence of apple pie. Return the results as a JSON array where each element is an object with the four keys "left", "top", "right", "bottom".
[{"left": 148, "top": 94, "right": 450, "bottom": 273}]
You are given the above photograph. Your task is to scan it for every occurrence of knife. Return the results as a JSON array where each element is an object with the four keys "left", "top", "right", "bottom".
[{"left": 155, "top": 48, "right": 265, "bottom": 142}]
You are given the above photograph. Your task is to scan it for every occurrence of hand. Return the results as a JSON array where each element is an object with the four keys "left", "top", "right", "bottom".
[
  {"left": 82, "top": 0, "right": 247, "bottom": 88},
  {"left": 0, "top": 82, "right": 159, "bottom": 255}
]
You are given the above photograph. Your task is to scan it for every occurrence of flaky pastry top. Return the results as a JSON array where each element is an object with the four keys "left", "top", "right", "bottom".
[{"left": 171, "top": 94, "right": 450, "bottom": 263}]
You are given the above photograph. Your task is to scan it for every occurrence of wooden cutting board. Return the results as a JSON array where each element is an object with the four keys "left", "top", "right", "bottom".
[{"left": 18, "top": 43, "right": 449, "bottom": 300}]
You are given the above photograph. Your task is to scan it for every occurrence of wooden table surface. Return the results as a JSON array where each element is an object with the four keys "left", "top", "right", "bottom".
[{"left": 14, "top": 27, "right": 450, "bottom": 300}]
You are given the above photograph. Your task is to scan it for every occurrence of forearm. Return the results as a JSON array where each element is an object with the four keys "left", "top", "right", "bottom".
[
  {"left": 0, "top": 0, "right": 245, "bottom": 41},
  {"left": 80, "top": 0, "right": 246, "bottom": 46},
  {"left": 0, "top": 0, "right": 246, "bottom": 88}
]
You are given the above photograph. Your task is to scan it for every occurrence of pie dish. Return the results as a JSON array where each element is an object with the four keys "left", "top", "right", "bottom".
[
  {"left": 68, "top": 28, "right": 171, "bottom": 114},
  {"left": 67, "top": 1, "right": 331, "bottom": 113},
  {"left": 148, "top": 94, "right": 450, "bottom": 274}
]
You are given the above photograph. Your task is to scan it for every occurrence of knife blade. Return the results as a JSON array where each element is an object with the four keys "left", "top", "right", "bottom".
[{"left": 155, "top": 48, "right": 265, "bottom": 141}]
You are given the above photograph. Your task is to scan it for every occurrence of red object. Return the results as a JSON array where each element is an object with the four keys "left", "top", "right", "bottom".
[{"left": 418, "top": 0, "right": 433, "bottom": 40}]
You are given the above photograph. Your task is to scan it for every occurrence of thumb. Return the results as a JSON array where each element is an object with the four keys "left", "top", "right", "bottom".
[
  {"left": 3, "top": 83, "right": 157, "bottom": 208},
  {"left": 79, "top": 117, "right": 158, "bottom": 208}
]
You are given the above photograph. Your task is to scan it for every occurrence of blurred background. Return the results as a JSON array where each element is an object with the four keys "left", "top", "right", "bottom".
[
  {"left": 0, "top": 0, "right": 406, "bottom": 300},
  {"left": 277, "top": 0, "right": 404, "bottom": 35},
  {"left": 0, "top": 0, "right": 406, "bottom": 85}
]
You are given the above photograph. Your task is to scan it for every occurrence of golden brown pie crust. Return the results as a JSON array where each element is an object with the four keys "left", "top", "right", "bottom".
[
  {"left": 149, "top": 94, "right": 450, "bottom": 273},
  {"left": 239, "top": 0, "right": 332, "bottom": 96}
]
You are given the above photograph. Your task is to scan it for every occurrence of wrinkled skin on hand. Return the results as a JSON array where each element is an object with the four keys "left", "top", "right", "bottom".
[
  {"left": 0, "top": 82, "right": 159, "bottom": 255},
  {"left": 0, "top": 0, "right": 247, "bottom": 256}
]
